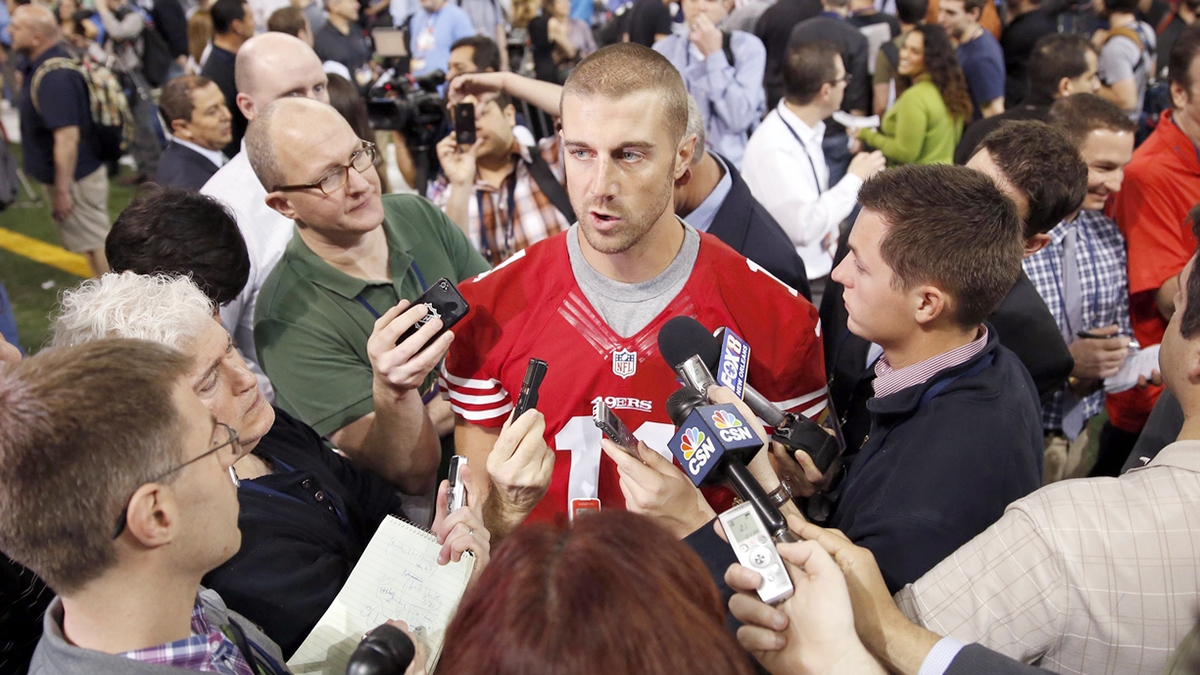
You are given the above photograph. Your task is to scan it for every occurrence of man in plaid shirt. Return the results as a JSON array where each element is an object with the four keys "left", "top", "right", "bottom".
[
  {"left": 431, "top": 90, "right": 573, "bottom": 265},
  {"left": 1023, "top": 93, "right": 1138, "bottom": 483}
]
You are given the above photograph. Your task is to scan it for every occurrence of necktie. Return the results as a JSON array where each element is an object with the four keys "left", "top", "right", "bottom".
[{"left": 1061, "top": 225, "right": 1087, "bottom": 439}]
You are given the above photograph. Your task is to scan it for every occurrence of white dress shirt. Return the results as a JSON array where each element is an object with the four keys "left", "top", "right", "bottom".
[
  {"left": 741, "top": 101, "right": 863, "bottom": 279},
  {"left": 201, "top": 142, "right": 296, "bottom": 403}
]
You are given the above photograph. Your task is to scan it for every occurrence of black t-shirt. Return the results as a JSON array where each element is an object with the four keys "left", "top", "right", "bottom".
[
  {"left": 201, "top": 407, "right": 405, "bottom": 658},
  {"left": 200, "top": 46, "right": 246, "bottom": 158},
  {"left": 626, "top": 0, "right": 672, "bottom": 47},
  {"left": 789, "top": 16, "right": 871, "bottom": 119},
  {"left": 755, "top": 0, "right": 822, "bottom": 106},
  {"left": 1000, "top": 8, "right": 1058, "bottom": 107},
  {"left": 314, "top": 22, "right": 371, "bottom": 78},
  {"left": 18, "top": 45, "right": 103, "bottom": 184},
  {"left": 848, "top": 11, "right": 900, "bottom": 37}
]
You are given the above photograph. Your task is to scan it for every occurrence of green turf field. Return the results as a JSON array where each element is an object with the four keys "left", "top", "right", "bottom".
[{"left": 1, "top": 146, "right": 137, "bottom": 355}]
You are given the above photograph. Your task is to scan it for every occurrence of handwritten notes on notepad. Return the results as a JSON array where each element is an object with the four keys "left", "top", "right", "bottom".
[{"left": 287, "top": 515, "right": 474, "bottom": 675}]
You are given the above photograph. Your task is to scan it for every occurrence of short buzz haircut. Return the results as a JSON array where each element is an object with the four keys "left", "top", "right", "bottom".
[
  {"left": 267, "top": 5, "right": 308, "bottom": 37},
  {"left": 210, "top": 0, "right": 248, "bottom": 34},
  {"left": 858, "top": 164, "right": 1023, "bottom": 328},
  {"left": 1169, "top": 25, "right": 1200, "bottom": 96},
  {"left": 450, "top": 35, "right": 502, "bottom": 72},
  {"left": 782, "top": 41, "right": 840, "bottom": 106},
  {"left": 895, "top": 0, "right": 928, "bottom": 25},
  {"left": 685, "top": 95, "right": 707, "bottom": 162},
  {"left": 1181, "top": 205, "right": 1200, "bottom": 339},
  {"left": 1027, "top": 34, "right": 1095, "bottom": 102},
  {"left": 106, "top": 187, "right": 251, "bottom": 306},
  {"left": 976, "top": 120, "right": 1087, "bottom": 238},
  {"left": 0, "top": 339, "right": 190, "bottom": 594},
  {"left": 159, "top": 75, "right": 217, "bottom": 125},
  {"left": 1047, "top": 93, "right": 1136, "bottom": 147},
  {"left": 562, "top": 44, "right": 689, "bottom": 146}
]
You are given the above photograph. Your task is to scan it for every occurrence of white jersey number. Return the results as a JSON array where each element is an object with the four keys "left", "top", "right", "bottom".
[{"left": 553, "top": 416, "right": 675, "bottom": 505}]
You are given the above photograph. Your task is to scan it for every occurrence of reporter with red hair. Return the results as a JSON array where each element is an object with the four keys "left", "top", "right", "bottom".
[{"left": 437, "top": 511, "right": 756, "bottom": 675}]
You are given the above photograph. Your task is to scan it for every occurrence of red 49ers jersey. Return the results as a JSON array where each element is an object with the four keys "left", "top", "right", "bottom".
[{"left": 441, "top": 230, "right": 826, "bottom": 526}]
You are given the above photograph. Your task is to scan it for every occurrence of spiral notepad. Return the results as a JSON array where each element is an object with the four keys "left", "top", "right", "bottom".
[{"left": 286, "top": 515, "right": 475, "bottom": 674}]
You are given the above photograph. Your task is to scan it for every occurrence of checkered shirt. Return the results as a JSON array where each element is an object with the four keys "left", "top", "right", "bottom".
[
  {"left": 895, "top": 440, "right": 1200, "bottom": 675},
  {"left": 1022, "top": 209, "right": 1132, "bottom": 431},
  {"left": 119, "top": 597, "right": 254, "bottom": 675},
  {"left": 429, "top": 135, "right": 570, "bottom": 265}
]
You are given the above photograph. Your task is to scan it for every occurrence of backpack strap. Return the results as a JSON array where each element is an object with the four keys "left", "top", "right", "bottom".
[
  {"left": 1105, "top": 25, "right": 1142, "bottom": 50},
  {"left": 525, "top": 147, "right": 576, "bottom": 223},
  {"left": 30, "top": 57, "right": 79, "bottom": 113},
  {"left": 880, "top": 40, "right": 900, "bottom": 71},
  {"left": 721, "top": 30, "right": 735, "bottom": 67}
]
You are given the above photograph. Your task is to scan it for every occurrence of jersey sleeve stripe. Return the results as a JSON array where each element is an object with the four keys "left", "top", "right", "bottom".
[
  {"left": 441, "top": 367, "right": 506, "bottom": 390},
  {"left": 448, "top": 389, "right": 510, "bottom": 406},
  {"left": 451, "top": 401, "right": 515, "bottom": 421},
  {"left": 772, "top": 386, "right": 829, "bottom": 410},
  {"left": 799, "top": 399, "right": 828, "bottom": 419}
]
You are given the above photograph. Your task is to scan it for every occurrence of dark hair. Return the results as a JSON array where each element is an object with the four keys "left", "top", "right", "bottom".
[
  {"left": 1102, "top": 0, "right": 1140, "bottom": 15},
  {"left": 438, "top": 512, "right": 755, "bottom": 675},
  {"left": 1169, "top": 25, "right": 1200, "bottom": 96},
  {"left": 859, "top": 164, "right": 1023, "bottom": 328},
  {"left": 783, "top": 41, "right": 841, "bottom": 106},
  {"left": 977, "top": 120, "right": 1087, "bottom": 237},
  {"left": 962, "top": 0, "right": 988, "bottom": 15},
  {"left": 895, "top": 0, "right": 928, "bottom": 24},
  {"left": 326, "top": 73, "right": 373, "bottom": 141},
  {"left": 1182, "top": 204, "right": 1200, "bottom": 339},
  {"left": 911, "top": 24, "right": 973, "bottom": 121},
  {"left": 1048, "top": 93, "right": 1137, "bottom": 146},
  {"left": 1028, "top": 34, "right": 1095, "bottom": 102},
  {"left": 0, "top": 339, "right": 189, "bottom": 594},
  {"left": 450, "top": 35, "right": 502, "bottom": 72},
  {"left": 210, "top": 0, "right": 247, "bottom": 35},
  {"left": 159, "top": 74, "right": 217, "bottom": 125},
  {"left": 267, "top": 5, "right": 307, "bottom": 37},
  {"left": 106, "top": 186, "right": 251, "bottom": 306}
]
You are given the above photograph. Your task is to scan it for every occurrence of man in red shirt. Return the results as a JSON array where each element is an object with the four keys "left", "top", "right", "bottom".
[
  {"left": 1106, "top": 26, "right": 1200, "bottom": 473},
  {"left": 442, "top": 44, "right": 827, "bottom": 535}
]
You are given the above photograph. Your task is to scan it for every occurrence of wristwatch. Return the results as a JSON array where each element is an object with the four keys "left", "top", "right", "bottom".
[{"left": 767, "top": 481, "right": 794, "bottom": 508}]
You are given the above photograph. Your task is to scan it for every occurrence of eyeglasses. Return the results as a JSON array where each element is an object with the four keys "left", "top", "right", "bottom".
[
  {"left": 829, "top": 73, "right": 853, "bottom": 85},
  {"left": 111, "top": 423, "right": 243, "bottom": 539},
  {"left": 272, "top": 141, "right": 378, "bottom": 195}
]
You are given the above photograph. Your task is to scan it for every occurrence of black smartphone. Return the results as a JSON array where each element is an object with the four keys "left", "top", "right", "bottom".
[
  {"left": 513, "top": 358, "right": 548, "bottom": 419},
  {"left": 396, "top": 277, "right": 470, "bottom": 345},
  {"left": 454, "top": 103, "right": 476, "bottom": 146}
]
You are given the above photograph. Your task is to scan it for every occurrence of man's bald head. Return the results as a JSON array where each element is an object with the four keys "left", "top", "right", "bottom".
[
  {"left": 233, "top": 32, "right": 329, "bottom": 121},
  {"left": 245, "top": 97, "right": 349, "bottom": 191},
  {"left": 11, "top": 5, "right": 59, "bottom": 56}
]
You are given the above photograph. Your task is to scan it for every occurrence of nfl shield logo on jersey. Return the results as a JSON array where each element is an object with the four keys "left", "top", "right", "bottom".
[{"left": 612, "top": 349, "right": 637, "bottom": 379}]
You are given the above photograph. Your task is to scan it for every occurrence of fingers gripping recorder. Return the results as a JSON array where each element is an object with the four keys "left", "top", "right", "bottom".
[{"left": 659, "top": 316, "right": 845, "bottom": 481}]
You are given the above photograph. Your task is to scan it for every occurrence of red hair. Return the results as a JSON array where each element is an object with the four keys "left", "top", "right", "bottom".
[{"left": 438, "top": 512, "right": 754, "bottom": 675}]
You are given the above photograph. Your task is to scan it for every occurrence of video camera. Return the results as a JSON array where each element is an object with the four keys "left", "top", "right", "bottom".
[{"left": 365, "top": 69, "right": 447, "bottom": 195}]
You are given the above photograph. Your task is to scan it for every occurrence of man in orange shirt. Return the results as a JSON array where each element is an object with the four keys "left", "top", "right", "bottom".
[{"left": 1106, "top": 26, "right": 1200, "bottom": 474}]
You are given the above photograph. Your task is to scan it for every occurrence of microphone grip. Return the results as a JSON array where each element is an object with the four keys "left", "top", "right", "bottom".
[
  {"left": 743, "top": 386, "right": 787, "bottom": 428},
  {"left": 723, "top": 458, "right": 789, "bottom": 540}
]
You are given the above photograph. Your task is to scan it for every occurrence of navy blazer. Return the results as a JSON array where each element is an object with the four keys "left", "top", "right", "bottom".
[
  {"left": 707, "top": 155, "right": 812, "bottom": 301},
  {"left": 154, "top": 141, "right": 221, "bottom": 191}
]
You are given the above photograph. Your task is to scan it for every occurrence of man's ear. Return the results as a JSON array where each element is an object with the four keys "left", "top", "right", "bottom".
[
  {"left": 504, "top": 103, "right": 517, "bottom": 129},
  {"left": 676, "top": 166, "right": 693, "bottom": 187},
  {"left": 121, "top": 484, "right": 177, "bottom": 549},
  {"left": 1023, "top": 232, "right": 1051, "bottom": 258},
  {"left": 912, "top": 284, "right": 949, "bottom": 326},
  {"left": 236, "top": 92, "right": 256, "bottom": 121},
  {"left": 1171, "top": 81, "right": 1190, "bottom": 111},
  {"left": 265, "top": 191, "right": 299, "bottom": 220},
  {"left": 676, "top": 132, "right": 698, "bottom": 180},
  {"left": 1056, "top": 76, "right": 1073, "bottom": 99},
  {"left": 170, "top": 118, "right": 192, "bottom": 140}
]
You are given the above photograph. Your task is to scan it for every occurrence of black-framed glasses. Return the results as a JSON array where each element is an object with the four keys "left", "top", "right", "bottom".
[
  {"left": 272, "top": 141, "right": 378, "bottom": 195},
  {"left": 829, "top": 73, "right": 853, "bottom": 85},
  {"left": 111, "top": 423, "right": 242, "bottom": 539}
]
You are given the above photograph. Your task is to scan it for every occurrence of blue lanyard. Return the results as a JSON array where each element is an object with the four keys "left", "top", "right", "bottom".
[
  {"left": 476, "top": 164, "right": 519, "bottom": 264},
  {"left": 353, "top": 260, "right": 429, "bottom": 320},
  {"left": 777, "top": 113, "right": 824, "bottom": 195}
]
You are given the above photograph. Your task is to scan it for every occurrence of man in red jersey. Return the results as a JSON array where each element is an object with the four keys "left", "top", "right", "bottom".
[
  {"left": 441, "top": 43, "right": 827, "bottom": 536},
  {"left": 1104, "top": 26, "right": 1200, "bottom": 474}
]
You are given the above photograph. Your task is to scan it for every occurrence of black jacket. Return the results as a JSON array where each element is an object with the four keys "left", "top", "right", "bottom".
[
  {"left": 202, "top": 407, "right": 404, "bottom": 657},
  {"left": 707, "top": 155, "right": 812, "bottom": 300},
  {"left": 200, "top": 46, "right": 246, "bottom": 157},
  {"left": 755, "top": 0, "right": 822, "bottom": 109},
  {"left": 787, "top": 16, "right": 871, "bottom": 120},
  {"left": 947, "top": 644, "right": 1050, "bottom": 675},
  {"left": 154, "top": 140, "right": 220, "bottom": 191},
  {"left": 953, "top": 97, "right": 1051, "bottom": 165},
  {"left": 827, "top": 326, "right": 1043, "bottom": 593}
]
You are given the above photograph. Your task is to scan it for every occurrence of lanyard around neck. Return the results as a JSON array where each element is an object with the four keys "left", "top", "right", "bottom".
[{"left": 777, "top": 112, "right": 824, "bottom": 195}]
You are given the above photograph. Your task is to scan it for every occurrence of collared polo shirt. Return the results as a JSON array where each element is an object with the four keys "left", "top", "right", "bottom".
[{"left": 254, "top": 194, "right": 490, "bottom": 436}]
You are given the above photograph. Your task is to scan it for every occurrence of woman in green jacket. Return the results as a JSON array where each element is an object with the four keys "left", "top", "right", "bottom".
[{"left": 856, "top": 24, "right": 973, "bottom": 165}]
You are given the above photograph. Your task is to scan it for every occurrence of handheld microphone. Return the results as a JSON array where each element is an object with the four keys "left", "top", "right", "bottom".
[
  {"left": 346, "top": 623, "right": 415, "bottom": 675},
  {"left": 666, "top": 385, "right": 795, "bottom": 542},
  {"left": 657, "top": 316, "right": 844, "bottom": 476}
]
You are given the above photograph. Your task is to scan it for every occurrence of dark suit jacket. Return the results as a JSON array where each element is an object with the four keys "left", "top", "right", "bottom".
[
  {"left": 947, "top": 644, "right": 1049, "bottom": 675},
  {"left": 707, "top": 155, "right": 812, "bottom": 301},
  {"left": 201, "top": 46, "right": 245, "bottom": 157},
  {"left": 154, "top": 141, "right": 220, "bottom": 191}
]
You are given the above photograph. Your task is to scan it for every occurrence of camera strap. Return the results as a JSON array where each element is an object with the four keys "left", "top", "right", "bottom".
[{"left": 525, "top": 146, "right": 577, "bottom": 224}]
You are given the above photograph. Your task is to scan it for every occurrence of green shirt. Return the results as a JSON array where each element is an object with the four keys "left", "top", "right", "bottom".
[
  {"left": 859, "top": 77, "right": 963, "bottom": 166},
  {"left": 254, "top": 194, "right": 490, "bottom": 436}
]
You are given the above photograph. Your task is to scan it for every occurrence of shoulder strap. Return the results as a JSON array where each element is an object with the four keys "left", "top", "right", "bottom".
[
  {"left": 526, "top": 147, "right": 576, "bottom": 223},
  {"left": 1105, "top": 25, "right": 1142, "bottom": 50},
  {"left": 722, "top": 30, "right": 735, "bottom": 67},
  {"left": 30, "top": 57, "right": 79, "bottom": 113},
  {"left": 225, "top": 617, "right": 288, "bottom": 675},
  {"left": 880, "top": 40, "right": 900, "bottom": 69}
]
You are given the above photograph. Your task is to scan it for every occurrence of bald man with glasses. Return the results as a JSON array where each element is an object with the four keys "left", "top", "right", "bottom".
[{"left": 244, "top": 97, "right": 489, "bottom": 498}]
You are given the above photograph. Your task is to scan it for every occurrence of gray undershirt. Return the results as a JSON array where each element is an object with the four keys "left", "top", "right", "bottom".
[{"left": 566, "top": 220, "right": 701, "bottom": 338}]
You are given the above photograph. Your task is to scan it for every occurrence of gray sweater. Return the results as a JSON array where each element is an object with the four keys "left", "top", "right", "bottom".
[{"left": 29, "top": 588, "right": 290, "bottom": 675}]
